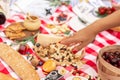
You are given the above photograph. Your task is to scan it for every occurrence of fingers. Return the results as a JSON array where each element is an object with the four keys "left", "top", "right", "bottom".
[
  {"left": 72, "top": 42, "right": 86, "bottom": 52},
  {"left": 60, "top": 36, "right": 78, "bottom": 46}
]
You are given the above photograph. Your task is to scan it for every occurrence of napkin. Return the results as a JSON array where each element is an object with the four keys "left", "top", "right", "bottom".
[
  {"left": 11, "top": 0, "right": 54, "bottom": 17},
  {"left": 72, "top": 1, "right": 99, "bottom": 28}
]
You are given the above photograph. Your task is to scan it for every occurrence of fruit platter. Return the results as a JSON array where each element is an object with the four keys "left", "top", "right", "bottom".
[{"left": 53, "top": 11, "right": 71, "bottom": 25}]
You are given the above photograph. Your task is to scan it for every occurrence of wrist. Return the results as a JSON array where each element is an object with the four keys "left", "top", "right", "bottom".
[{"left": 83, "top": 23, "right": 100, "bottom": 36}]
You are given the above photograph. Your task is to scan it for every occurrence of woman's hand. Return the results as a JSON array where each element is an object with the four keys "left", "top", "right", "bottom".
[{"left": 60, "top": 28, "right": 96, "bottom": 52}]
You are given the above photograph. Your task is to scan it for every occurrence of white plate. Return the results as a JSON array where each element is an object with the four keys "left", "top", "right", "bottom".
[
  {"left": 53, "top": 12, "right": 70, "bottom": 25},
  {"left": 66, "top": 76, "right": 88, "bottom": 80},
  {"left": 92, "top": 8, "right": 99, "bottom": 17}
]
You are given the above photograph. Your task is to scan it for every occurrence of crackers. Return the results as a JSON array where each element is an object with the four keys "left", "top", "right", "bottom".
[
  {"left": 0, "top": 72, "right": 16, "bottom": 80},
  {"left": 4, "top": 22, "right": 26, "bottom": 40},
  {"left": 0, "top": 43, "right": 40, "bottom": 80}
]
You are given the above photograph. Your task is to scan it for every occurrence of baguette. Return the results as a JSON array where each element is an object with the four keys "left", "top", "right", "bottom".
[
  {"left": 0, "top": 43, "right": 40, "bottom": 80},
  {"left": 0, "top": 72, "right": 16, "bottom": 80}
]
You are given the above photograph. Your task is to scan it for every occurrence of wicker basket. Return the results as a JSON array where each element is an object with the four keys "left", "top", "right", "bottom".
[{"left": 97, "top": 45, "right": 120, "bottom": 80}]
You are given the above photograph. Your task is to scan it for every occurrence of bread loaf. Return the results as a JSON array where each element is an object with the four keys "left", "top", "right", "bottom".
[
  {"left": 0, "top": 72, "right": 16, "bottom": 80},
  {"left": 0, "top": 43, "right": 40, "bottom": 80}
]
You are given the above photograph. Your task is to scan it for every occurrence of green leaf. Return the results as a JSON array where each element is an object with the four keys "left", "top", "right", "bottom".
[
  {"left": 64, "top": 30, "right": 70, "bottom": 35},
  {"left": 22, "top": 36, "right": 35, "bottom": 45},
  {"left": 47, "top": 0, "right": 70, "bottom": 7},
  {"left": 95, "top": 11, "right": 108, "bottom": 18}
]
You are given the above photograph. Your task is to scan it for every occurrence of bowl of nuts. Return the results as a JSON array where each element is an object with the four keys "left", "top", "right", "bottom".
[{"left": 97, "top": 45, "right": 120, "bottom": 80}]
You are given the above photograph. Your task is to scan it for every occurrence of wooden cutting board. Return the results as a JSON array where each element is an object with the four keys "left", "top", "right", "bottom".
[{"left": 5, "top": 22, "right": 39, "bottom": 41}]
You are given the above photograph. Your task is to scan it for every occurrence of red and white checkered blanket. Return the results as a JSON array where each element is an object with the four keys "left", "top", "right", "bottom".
[{"left": 0, "top": 5, "right": 120, "bottom": 80}]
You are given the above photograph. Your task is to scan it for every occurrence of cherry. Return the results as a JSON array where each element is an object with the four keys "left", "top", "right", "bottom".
[
  {"left": 102, "top": 51, "right": 120, "bottom": 68},
  {"left": 98, "top": 7, "right": 107, "bottom": 15},
  {"left": 106, "top": 7, "right": 113, "bottom": 15},
  {"left": 110, "top": 7, "right": 116, "bottom": 12}
]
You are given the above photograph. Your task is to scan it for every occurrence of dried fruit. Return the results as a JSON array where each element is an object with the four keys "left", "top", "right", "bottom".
[
  {"left": 38, "top": 61, "right": 44, "bottom": 66},
  {"left": 36, "top": 43, "right": 40, "bottom": 47}
]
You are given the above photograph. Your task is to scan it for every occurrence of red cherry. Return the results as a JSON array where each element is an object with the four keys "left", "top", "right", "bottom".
[
  {"left": 106, "top": 7, "right": 113, "bottom": 15},
  {"left": 98, "top": 7, "right": 107, "bottom": 15},
  {"left": 110, "top": 7, "right": 116, "bottom": 12},
  {"left": 106, "top": 10, "right": 112, "bottom": 15}
]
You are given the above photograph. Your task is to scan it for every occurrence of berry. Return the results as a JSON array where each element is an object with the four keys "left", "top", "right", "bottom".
[
  {"left": 102, "top": 51, "right": 120, "bottom": 68},
  {"left": 110, "top": 7, "right": 116, "bottom": 12},
  {"left": 38, "top": 61, "right": 44, "bottom": 66},
  {"left": 106, "top": 7, "right": 113, "bottom": 15},
  {"left": 36, "top": 43, "right": 40, "bottom": 47},
  {"left": 98, "top": 7, "right": 107, "bottom": 15}
]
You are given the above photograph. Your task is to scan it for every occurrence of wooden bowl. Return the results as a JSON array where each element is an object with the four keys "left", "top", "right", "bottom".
[{"left": 97, "top": 45, "right": 120, "bottom": 80}]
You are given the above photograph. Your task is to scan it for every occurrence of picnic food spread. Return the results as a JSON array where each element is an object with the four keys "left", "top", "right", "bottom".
[{"left": 1, "top": 1, "right": 120, "bottom": 80}]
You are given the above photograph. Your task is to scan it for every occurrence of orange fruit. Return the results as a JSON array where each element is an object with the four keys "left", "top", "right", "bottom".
[{"left": 42, "top": 59, "right": 56, "bottom": 73}]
